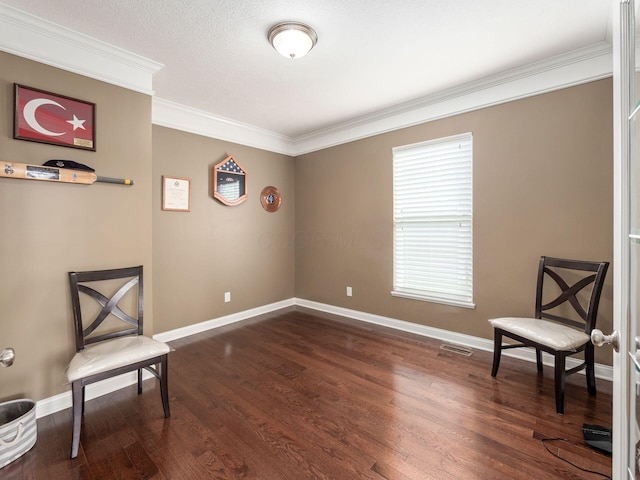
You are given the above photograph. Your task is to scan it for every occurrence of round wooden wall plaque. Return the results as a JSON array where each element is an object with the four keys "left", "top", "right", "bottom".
[{"left": 260, "top": 186, "right": 281, "bottom": 212}]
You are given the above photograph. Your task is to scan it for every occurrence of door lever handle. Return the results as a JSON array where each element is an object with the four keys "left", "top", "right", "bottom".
[{"left": 0, "top": 348, "right": 15, "bottom": 367}]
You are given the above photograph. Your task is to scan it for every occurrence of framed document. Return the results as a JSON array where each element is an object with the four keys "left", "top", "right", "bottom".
[{"left": 162, "top": 176, "right": 191, "bottom": 212}]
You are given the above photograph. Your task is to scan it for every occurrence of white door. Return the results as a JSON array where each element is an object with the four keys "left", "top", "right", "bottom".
[{"left": 605, "top": 1, "right": 639, "bottom": 478}]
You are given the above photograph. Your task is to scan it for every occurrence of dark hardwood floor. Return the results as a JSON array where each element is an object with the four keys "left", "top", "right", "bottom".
[{"left": 3, "top": 308, "right": 612, "bottom": 479}]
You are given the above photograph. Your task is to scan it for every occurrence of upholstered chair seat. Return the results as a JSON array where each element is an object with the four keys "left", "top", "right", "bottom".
[
  {"left": 67, "top": 336, "right": 171, "bottom": 382},
  {"left": 488, "top": 317, "right": 590, "bottom": 351}
]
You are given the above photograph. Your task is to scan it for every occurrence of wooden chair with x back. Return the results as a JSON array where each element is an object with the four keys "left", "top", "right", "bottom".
[
  {"left": 66, "top": 265, "right": 171, "bottom": 458},
  {"left": 488, "top": 256, "right": 609, "bottom": 414}
]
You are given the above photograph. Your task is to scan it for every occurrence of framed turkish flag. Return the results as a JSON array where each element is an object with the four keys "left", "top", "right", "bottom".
[{"left": 14, "top": 84, "right": 96, "bottom": 151}]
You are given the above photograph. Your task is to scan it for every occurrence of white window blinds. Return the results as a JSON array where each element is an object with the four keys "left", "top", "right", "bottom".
[{"left": 392, "top": 132, "right": 474, "bottom": 308}]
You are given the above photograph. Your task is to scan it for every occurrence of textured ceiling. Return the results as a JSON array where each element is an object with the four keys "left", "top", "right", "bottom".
[{"left": 1, "top": 0, "right": 613, "bottom": 138}]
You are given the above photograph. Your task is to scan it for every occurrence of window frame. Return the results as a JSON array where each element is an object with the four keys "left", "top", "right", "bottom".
[{"left": 391, "top": 132, "right": 475, "bottom": 309}]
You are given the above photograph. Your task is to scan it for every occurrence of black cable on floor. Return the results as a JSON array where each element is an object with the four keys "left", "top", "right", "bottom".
[{"left": 541, "top": 437, "right": 611, "bottom": 479}]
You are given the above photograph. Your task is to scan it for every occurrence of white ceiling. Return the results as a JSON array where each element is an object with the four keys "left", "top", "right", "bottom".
[{"left": 0, "top": 0, "right": 614, "bottom": 141}]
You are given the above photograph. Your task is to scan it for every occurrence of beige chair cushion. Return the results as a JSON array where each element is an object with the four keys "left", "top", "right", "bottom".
[
  {"left": 488, "top": 317, "right": 589, "bottom": 351},
  {"left": 66, "top": 336, "right": 171, "bottom": 382}
]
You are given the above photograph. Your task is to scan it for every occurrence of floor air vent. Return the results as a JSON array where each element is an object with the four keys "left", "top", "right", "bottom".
[{"left": 440, "top": 343, "right": 473, "bottom": 356}]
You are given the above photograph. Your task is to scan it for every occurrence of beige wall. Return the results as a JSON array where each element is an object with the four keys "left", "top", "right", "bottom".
[
  {"left": 295, "top": 79, "right": 614, "bottom": 365},
  {"left": 152, "top": 126, "right": 295, "bottom": 333},
  {"left": 0, "top": 52, "right": 154, "bottom": 401}
]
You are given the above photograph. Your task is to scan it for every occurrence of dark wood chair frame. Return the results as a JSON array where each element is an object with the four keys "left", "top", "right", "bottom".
[
  {"left": 490, "top": 256, "right": 609, "bottom": 414},
  {"left": 68, "top": 265, "right": 170, "bottom": 458}
]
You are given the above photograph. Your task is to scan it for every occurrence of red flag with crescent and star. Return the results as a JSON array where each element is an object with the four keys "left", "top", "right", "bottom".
[{"left": 14, "top": 84, "right": 95, "bottom": 151}]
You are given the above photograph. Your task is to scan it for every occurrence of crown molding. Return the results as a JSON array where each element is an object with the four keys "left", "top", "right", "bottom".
[
  {"left": 0, "top": 3, "right": 163, "bottom": 95},
  {"left": 293, "top": 41, "right": 614, "bottom": 155},
  {"left": 152, "top": 98, "right": 296, "bottom": 156},
  {"left": 0, "top": 3, "right": 615, "bottom": 155},
  {"left": 153, "top": 41, "right": 614, "bottom": 156}
]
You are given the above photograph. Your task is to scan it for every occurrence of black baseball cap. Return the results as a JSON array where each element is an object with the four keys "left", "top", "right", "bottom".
[{"left": 42, "top": 160, "right": 95, "bottom": 172}]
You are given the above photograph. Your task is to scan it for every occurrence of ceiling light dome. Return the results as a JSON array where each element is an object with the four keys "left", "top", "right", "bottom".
[{"left": 268, "top": 22, "right": 317, "bottom": 59}]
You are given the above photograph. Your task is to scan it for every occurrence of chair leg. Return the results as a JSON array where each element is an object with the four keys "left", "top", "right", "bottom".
[
  {"left": 491, "top": 330, "right": 502, "bottom": 377},
  {"left": 138, "top": 368, "right": 143, "bottom": 395},
  {"left": 554, "top": 354, "right": 566, "bottom": 414},
  {"left": 160, "top": 355, "right": 170, "bottom": 418},
  {"left": 585, "top": 343, "right": 597, "bottom": 396},
  {"left": 71, "top": 380, "right": 83, "bottom": 459},
  {"left": 535, "top": 349, "right": 543, "bottom": 373}
]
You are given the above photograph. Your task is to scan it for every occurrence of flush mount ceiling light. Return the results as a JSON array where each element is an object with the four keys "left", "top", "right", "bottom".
[{"left": 268, "top": 22, "right": 318, "bottom": 59}]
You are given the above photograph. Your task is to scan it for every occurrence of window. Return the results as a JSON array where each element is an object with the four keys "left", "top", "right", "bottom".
[{"left": 392, "top": 132, "right": 474, "bottom": 308}]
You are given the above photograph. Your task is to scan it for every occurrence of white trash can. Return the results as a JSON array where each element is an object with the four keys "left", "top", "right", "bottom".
[{"left": 0, "top": 399, "right": 37, "bottom": 468}]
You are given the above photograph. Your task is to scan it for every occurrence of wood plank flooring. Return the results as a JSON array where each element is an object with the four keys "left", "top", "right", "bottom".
[{"left": 3, "top": 308, "right": 613, "bottom": 479}]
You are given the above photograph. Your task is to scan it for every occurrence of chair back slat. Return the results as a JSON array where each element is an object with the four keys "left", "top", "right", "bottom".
[
  {"left": 84, "top": 327, "right": 140, "bottom": 346},
  {"left": 69, "top": 265, "right": 144, "bottom": 351},
  {"left": 540, "top": 270, "right": 595, "bottom": 319},
  {"left": 78, "top": 278, "right": 139, "bottom": 337},
  {"left": 534, "top": 257, "right": 609, "bottom": 334}
]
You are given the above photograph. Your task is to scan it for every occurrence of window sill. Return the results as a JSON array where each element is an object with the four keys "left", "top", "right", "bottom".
[{"left": 390, "top": 290, "right": 476, "bottom": 309}]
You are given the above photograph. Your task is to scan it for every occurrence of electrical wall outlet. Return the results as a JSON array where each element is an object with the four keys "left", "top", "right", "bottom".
[
  {"left": 224, "top": 291, "right": 231, "bottom": 302},
  {"left": 346, "top": 286, "right": 352, "bottom": 297}
]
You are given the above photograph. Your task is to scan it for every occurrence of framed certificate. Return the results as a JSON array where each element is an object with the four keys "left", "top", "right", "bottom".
[{"left": 162, "top": 176, "right": 191, "bottom": 212}]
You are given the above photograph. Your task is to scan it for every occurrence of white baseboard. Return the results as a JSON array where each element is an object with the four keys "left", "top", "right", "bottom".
[
  {"left": 36, "top": 299, "right": 295, "bottom": 418},
  {"left": 36, "top": 296, "right": 612, "bottom": 418},
  {"left": 152, "top": 298, "right": 295, "bottom": 343},
  {"left": 36, "top": 371, "right": 149, "bottom": 419},
  {"left": 294, "top": 298, "right": 614, "bottom": 383}
]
